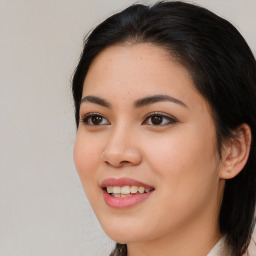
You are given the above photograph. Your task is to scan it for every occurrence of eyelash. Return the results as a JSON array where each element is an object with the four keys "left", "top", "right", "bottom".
[
  {"left": 80, "top": 112, "right": 177, "bottom": 126},
  {"left": 143, "top": 112, "right": 177, "bottom": 126},
  {"left": 80, "top": 113, "right": 110, "bottom": 126}
]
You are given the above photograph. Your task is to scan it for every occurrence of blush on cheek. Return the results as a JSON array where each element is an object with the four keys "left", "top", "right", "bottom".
[{"left": 74, "top": 147, "right": 98, "bottom": 201}]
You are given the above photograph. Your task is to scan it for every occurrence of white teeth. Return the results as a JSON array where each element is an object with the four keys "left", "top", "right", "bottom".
[
  {"left": 111, "top": 194, "right": 133, "bottom": 198},
  {"left": 112, "top": 186, "right": 121, "bottom": 193},
  {"left": 120, "top": 194, "right": 132, "bottom": 198},
  {"left": 121, "top": 186, "right": 131, "bottom": 194},
  {"left": 107, "top": 186, "right": 113, "bottom": 193},
  {"left": 112, "top": 194, "right": 121, "bottom": 198},
  {"left": 131, "top": 186, "right": 138, "bottom": 193},
  {"left": 138, "top": 186, "right": 145, "bottom": 193},
  {"left": 106, "top": 185, "right": 153, "bottom": 195}
]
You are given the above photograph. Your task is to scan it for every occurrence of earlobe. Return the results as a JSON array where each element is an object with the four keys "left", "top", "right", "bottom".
[{"left": 219, "top": 124, "right": 251, "bottom": 180}]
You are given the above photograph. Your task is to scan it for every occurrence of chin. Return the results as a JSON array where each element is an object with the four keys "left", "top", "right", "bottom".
[
  {"left": 99, "top": 221, "right": 145, "bottom": 244},
  {"left": 101, "top": 219, "right": 162, "bottom": 245},
  {"left": 102, "top": 226, "right": 134, "bottom": 243}
]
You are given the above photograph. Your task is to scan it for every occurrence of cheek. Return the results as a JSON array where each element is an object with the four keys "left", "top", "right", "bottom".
[
  {"left": 139, "top": 129, "right": 219, "bottom": 234},
  {"left": 144, "top": 125, "right": 218, "bottom": 203},
  {"left": 145, "top": 128, "right": 211, "bottom": 173},
  {"left": 73, "top": 131, "right": 102, "bottom": 191}
]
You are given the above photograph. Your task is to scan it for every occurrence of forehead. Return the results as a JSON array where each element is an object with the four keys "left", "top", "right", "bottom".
[{"left": 82, "top": 43, "right": 207, "bottom": 110}]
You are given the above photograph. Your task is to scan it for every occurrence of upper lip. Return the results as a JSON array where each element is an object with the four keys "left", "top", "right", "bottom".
[{"left": 100, "top": 177, "right": 154, "bottom": 189}]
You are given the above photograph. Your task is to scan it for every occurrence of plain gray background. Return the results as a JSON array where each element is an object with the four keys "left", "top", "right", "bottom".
[{"left": 0, "top": 0, "right": 256, "bottom": 255}]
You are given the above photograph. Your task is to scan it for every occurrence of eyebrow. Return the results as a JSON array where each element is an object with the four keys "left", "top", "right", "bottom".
[
  {"left": 133, "top": 94, "right": 188, "bottom": 108},
  {"left": 80, "top": 96, "right": 111, "bottom": 108},
  {"left": 80, "top": 94, "right": 187, "bottom": 108}
]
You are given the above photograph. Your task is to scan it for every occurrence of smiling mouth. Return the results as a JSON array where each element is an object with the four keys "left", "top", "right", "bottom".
[{"left": 105, "top": 185, "right": 154, "bottom": 198}]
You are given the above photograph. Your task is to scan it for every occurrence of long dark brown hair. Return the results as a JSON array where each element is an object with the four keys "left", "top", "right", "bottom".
[{"left": 72, "top": 2, "right": 256, "bottom": 255}]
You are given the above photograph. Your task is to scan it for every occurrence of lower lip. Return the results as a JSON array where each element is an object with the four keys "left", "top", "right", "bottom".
[{"left": 102, "top": 189, "right": 153, "bottom": 209}]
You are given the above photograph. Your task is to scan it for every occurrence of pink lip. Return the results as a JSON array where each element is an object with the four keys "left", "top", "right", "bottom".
[
  {"left": 100, "top": 177, "right": 154, "bottom": 209},
  {"left": 100, "top": 177, "right": 154, "bottom": 189}
]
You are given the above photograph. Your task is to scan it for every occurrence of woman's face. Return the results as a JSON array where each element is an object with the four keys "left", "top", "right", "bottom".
[{"left": 74, "top": 43, "right": 224, "bottom": 244}]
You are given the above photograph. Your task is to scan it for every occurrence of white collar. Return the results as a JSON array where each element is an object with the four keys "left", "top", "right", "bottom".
[
  {"left": 207, "top": 237, "right": 230, "bottom": 256},
  {"left": 207, "top": 232, "right": 256, "bottom": 256}
]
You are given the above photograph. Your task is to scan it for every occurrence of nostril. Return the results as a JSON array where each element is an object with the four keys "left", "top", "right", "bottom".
[
  {"left": 104, "top": 160, "right": 132, "bottom": 168},
  {"left": 120, "top": 161, "right": 130, "bottom": 164}
]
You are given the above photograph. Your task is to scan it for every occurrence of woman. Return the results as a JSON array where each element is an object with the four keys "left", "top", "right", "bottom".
[{"left": 72, "top": 1, "right": 256, "bottom": 255}]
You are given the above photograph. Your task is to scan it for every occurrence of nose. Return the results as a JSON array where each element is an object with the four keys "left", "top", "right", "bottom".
[{"left": 101, "top": 127, "right": 142, "bottom": 168}]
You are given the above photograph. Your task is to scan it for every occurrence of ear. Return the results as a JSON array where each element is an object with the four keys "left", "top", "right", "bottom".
[{"left": 219, "top": 123, "right": 252, "bottom": 180}]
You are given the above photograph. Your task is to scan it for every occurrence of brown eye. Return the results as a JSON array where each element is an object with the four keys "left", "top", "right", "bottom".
[
  {"left": 151, "top": 115, "right": 163, "bottom": 125},
  {"left": 91, "top": 115, "right": 103, "bottom": 125},
  {"left": 143, "top": 113, "right": 177, "bottom": 126},
  {"left": 80, "top": 114, "right": 110, "bottom": 126}
]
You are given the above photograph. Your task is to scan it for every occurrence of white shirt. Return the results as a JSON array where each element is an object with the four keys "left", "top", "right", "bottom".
[
  {"left": 207, "top": 237, "right": 230, "bottom": 256},
  {"left": 207, "top": 229, "right": 256, "bottom": 256}
]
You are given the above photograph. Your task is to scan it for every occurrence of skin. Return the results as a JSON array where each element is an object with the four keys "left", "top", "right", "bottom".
[{"left": 73, "top": 43, "right": 251, "bottom": 256}]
